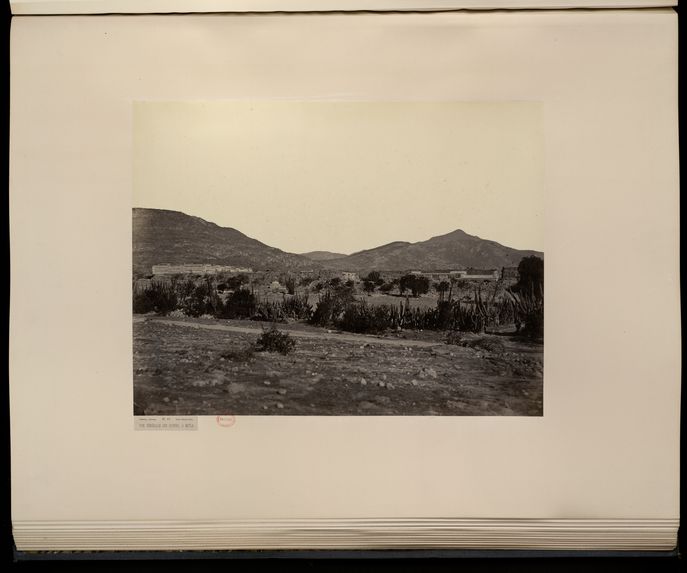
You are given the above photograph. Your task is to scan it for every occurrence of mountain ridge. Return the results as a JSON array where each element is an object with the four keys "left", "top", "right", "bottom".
[
  {"left": 132, "top": 208, "right": 542, "bottom": 276},
  {"left": 320, "top": 229, "right": 542, "bottom": 272}
]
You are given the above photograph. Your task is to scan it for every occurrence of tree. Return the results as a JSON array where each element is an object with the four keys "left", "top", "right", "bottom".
[
  {"left": 434, "top": 280, "right": 450, "bottom": 295},
  {"left": 514, "top": 256, "right": 544, "bottom": 299},
  {"left": 280, "top": 274, "right": 296, "bottom": 295},
  {"left": 412, "top": 276, "right": 430, "bottom": 297},
  {"left": 434, "top": 280, "right": 450, "bottom": 302},
  {"left": 399, "top": 274, "right": 414, "bottom": 296},
  {"left": 400, "top": 274, "right": 430, "bottom": 297},
  {"left": 379, "top": 282, "right": 394, "bottom": 294},
  {"left": 365, "top": 271, "right": 384, "bottom": 286},
  {"left": 363, "top": 280, "right": 376, "bottom": 294}
]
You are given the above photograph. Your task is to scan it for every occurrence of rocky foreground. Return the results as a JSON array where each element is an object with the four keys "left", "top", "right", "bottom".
[{"left": 133, "top": 317, "right": 543, "bottom": 416}]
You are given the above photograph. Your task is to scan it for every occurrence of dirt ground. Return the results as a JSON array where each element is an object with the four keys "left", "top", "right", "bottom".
[{"left": 133, "top": 316, "right": 543, "bottom": 416}]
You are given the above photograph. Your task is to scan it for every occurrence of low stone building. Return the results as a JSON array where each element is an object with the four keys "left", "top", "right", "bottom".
[
  {"left": 152, "top": 263, "right": 253, "bottom": 276},
  {"left": 445, "top": 269, "right": 499, "bottom": 281},
  {"left": 463, "top": 268, "right": 500, "bottom": 280}
]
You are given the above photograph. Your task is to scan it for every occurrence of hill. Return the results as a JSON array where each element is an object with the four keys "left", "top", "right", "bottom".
[
  {"left": 300, "top": 251, "right": 349, "bottom": 261},
  {"left": 132, "top": 208, "right": 319, "bottom": 276},
  {"left": 320, "top": 230, "right": 542, "bottom": 272}
]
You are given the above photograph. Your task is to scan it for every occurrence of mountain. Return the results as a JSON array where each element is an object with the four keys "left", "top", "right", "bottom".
[
  {"left": 320, "top": 230, "right": 542, "bottom": 272},
  {"left": 300, "top": 251, "right": 349, "bottom": 261},
  {"left": 133, "top": 208, "right": 542, "bottom": 277},
  {"left": 132, "top": 208, "right": 319, "bottom": 276}
]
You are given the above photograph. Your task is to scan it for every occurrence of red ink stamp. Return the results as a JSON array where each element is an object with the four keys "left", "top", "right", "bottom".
[{"left": 216, "top": 415, "right": 236, "bottom": 427}]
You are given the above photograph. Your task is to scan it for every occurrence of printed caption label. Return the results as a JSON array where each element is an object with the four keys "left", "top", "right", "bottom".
[{"left": 134, "top": 416, "right": 198, "bottom": 431}]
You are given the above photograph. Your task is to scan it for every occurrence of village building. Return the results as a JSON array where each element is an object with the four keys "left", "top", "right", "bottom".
[
  {"left": 427, "top": 272, "right": 450, "bottom": 282},
  {"left": 373, "top": 268, "right": 501, "bottom": 281},
  {"left": 152, "top": 263, "right": 253, "bottom": 276},
  {"left": 427, "top": 269, "right": 501, "bottom": 280},
  {"left": 463, "top": 268, "right": 500, "bottom": 280}
]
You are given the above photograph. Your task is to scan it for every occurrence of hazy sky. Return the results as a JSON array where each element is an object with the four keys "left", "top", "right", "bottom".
[{"left": 134, "top": 101, "right": 543, "bottom": 254}]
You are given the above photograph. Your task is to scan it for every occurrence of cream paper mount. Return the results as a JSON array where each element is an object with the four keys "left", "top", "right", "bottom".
[{"left": 9, "top": 8, "right": 680, "bottom": 551}]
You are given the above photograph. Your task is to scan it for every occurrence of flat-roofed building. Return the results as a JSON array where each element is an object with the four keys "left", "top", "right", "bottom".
[{"left": 152, "top": 263, "right": 253, "bottom": 276}]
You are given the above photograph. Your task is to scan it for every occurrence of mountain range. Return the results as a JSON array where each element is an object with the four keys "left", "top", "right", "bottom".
[
  {"left": 318, "top": 230, "right": 542, "bottom": 273},
  {"left": 133, "top": 208, "right": 542, "bottom": 276}
]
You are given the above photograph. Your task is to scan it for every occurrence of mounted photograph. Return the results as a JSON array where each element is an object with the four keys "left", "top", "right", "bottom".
[{"left": 132, "top": 101, "right": 544, "bottom": 416}]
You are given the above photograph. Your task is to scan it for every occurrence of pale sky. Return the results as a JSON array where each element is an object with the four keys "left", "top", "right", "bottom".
[{"left": 133, "top": 101, "right": 543, "bottom": 255}]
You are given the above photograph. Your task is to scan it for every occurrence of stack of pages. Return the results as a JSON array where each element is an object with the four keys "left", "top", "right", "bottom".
[{"left": 9, "top": 0, "right": 680, "bottom": 554}]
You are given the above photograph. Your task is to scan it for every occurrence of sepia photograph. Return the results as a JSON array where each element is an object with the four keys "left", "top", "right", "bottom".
[{"left": 132, "top": 101, "right": 544, "bottom": 416}]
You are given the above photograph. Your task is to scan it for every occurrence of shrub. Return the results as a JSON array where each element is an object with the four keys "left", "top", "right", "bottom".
[
  {"left": 505, "top": 289, "right": 544, "bottom": 339},
  {"left": 281, "top": 275, "right": 296, "bottom": 295},
  {"left": 221, "top": 274, "right": 249, "bottom": 291},
  {"left": 133, "top": 283, "right": 177, "bottom": 315},
  {"left": 253, "top": 294, "right": 313, "bottom": 322},
  {"left": 180, "top": 281, "right": 221, "bottom": 317},
  {"left": 309, "top": 287, "right": 354, "bottom": 327},
  {"left": 520, "top": 305, "right": 544, "bottom": 339},
  {"left": 252, "top": 302, "right": 286, "bottom": 323},
  {"left": 310, "top": 291, "right": 339, "bottom": 326},
  {"left": 254, "top": 326, "right": 296, "bottom": 354},
  {"left": 338, "top": 303, "right": 393, "bottom": 334},
  {"left": 280, "top": 294, "right": 313, "bottom": 320},
  {"left": 434, "top": 300, "right": 454, "bottom": 329},
  {"left": 221, "top": 288, "right": 257, "bottom": 319},
  {"left": 330, "top": 294, "right": 502, "bottom": 335}
]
